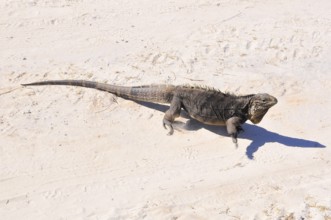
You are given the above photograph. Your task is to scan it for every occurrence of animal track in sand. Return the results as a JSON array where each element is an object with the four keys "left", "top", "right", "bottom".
[
  {"left": 5, "top": 0, "right": 84, "bottom": 8},
  {"left": 184, "top": 18, "right": 330, "bottom": 68},
  {"left": 129, "top": 17, "right": 329, "bottom": 81}
]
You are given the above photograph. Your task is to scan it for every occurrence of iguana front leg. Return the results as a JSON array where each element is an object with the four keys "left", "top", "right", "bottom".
[
  {"left": 226, "top": 117, "right": 244, "bottom": 144},
  {"left": 163, "top": 96, "right": 182, "bottom": 135}
]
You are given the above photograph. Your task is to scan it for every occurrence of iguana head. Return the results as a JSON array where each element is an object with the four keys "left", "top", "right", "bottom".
[{"left": 248, "top": 93, "right": 277, "bottom": 124}]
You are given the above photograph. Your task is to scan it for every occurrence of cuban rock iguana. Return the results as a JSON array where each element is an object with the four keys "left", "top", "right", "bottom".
[{"left": 22, "top": 80, "right": 277, "bottom": 143}]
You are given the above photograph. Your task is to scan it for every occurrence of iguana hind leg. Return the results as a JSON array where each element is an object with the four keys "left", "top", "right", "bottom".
[{"left": 163, "top": 96, "right": 181, "bottom": 135}]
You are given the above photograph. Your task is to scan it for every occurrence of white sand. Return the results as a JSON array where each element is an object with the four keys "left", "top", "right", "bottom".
[{"left": 1, "top": 0, "right": 330, "bottom": 219}]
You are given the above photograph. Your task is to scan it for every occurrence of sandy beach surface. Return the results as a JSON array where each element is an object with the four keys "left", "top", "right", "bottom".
[{"left": 1, "top": 0, "right": 331, "bottom": 219}]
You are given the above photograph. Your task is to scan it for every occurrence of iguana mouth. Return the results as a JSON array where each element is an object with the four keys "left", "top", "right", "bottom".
[{"left": 249, "top": 109, "right": 269, "bottom": 124}]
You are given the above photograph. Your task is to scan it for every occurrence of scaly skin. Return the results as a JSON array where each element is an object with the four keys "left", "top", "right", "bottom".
[{"left": 22, "top": 80, "right": 278, "bottom": 143}]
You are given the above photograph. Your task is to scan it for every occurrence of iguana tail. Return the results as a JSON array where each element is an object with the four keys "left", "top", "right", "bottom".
[{"left": 22, "top": 80, "right": 175, "bottom": 103}]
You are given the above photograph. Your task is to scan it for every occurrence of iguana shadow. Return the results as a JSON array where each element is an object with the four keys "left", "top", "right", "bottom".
[
  {"left": 136, "top": 101, "right": 326, "bottom": 159},
  {"left": 199, "top": 122, "right": 326, "bottom": 159}
]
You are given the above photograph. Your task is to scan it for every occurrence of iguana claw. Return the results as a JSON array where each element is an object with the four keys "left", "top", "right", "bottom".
[{"left": 163, "top": 119, "right": 174, "bottom": 135}]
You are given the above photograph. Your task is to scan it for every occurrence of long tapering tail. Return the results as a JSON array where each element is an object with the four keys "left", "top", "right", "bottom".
[{"left": 22, "top": 80, "right": 174, "bottom": 103}]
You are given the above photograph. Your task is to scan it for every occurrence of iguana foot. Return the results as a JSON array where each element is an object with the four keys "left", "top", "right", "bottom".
[
  {"left": 231, "top": 133, "right": 240, "bottom": 148},
  {"left": 231, "top": 133, "right": 238, "bottom": 144},
  {"left": 233, "top": 126, "right": 244, "bottom": 146},
  {"left": 163, "top": 118, "right": 174, "bottom": 135}
]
